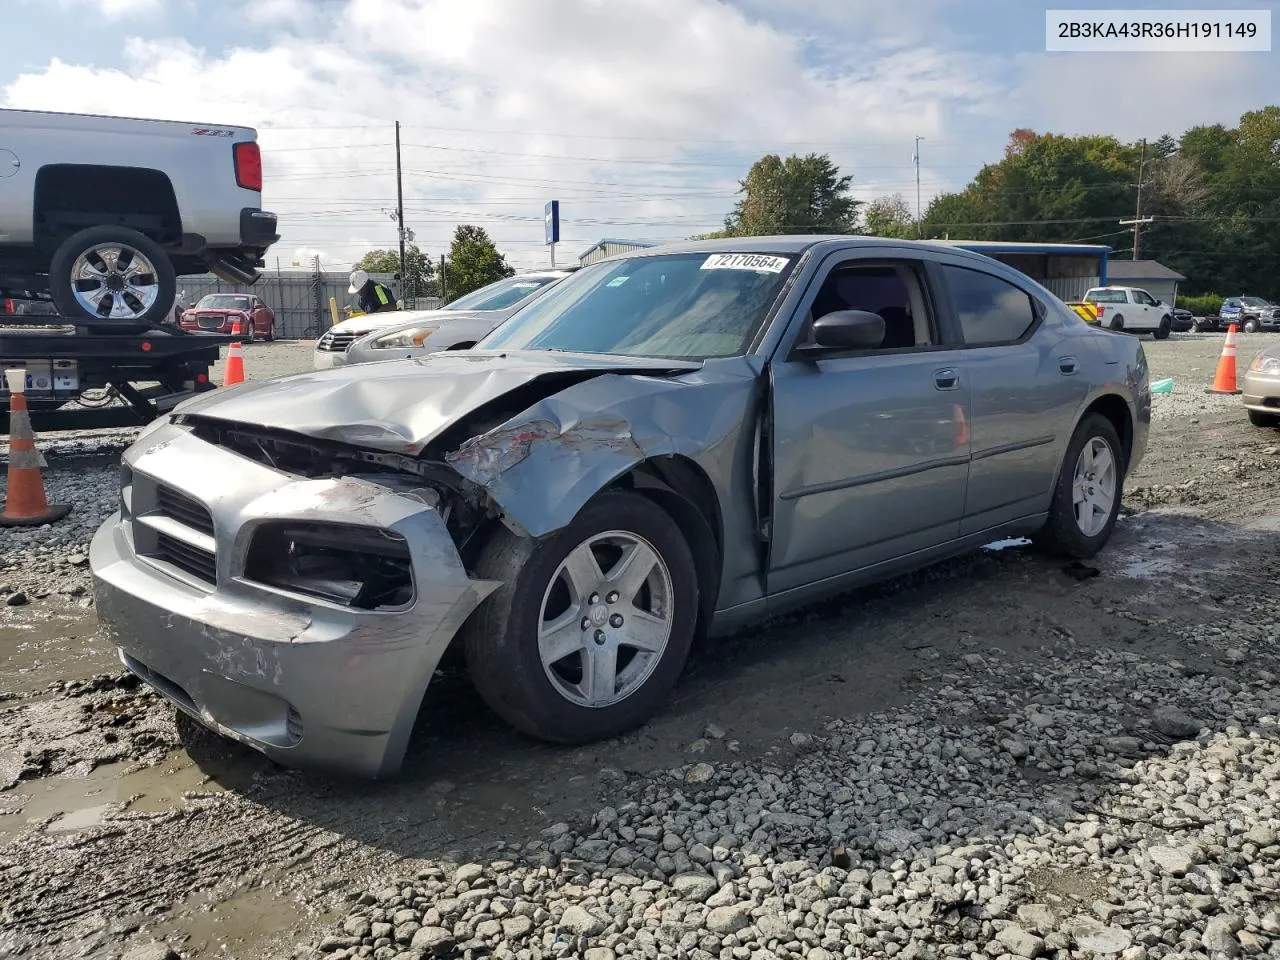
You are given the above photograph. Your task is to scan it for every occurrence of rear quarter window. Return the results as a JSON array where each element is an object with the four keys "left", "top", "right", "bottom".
[{"left": 941, "top": 265, "right": 1038, "bottom": 345}]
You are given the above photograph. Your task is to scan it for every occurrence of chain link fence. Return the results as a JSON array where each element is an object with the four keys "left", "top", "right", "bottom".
[{"left": 176, "top": 271, "right": 442, "bottom": 339}]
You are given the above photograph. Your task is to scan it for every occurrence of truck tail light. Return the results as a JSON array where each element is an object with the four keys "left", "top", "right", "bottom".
[
  {"left": 233, "top": 142, "right": 262, "bottom": 191},
  {"left": 1095, "top": 305, "right": 1106, "bottom": 317}
]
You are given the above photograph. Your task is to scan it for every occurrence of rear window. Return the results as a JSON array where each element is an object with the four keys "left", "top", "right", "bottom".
[{"left": 1085, "top": 290, "right": 1127, "bottom": 304}]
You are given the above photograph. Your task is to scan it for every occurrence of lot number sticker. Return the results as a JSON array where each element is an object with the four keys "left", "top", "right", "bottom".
[{"left": 700, "top": 253, "right": 789, "bottom": 273}]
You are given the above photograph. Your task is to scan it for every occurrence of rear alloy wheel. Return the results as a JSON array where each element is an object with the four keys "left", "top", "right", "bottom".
[
  {"left": 49, "top": 226, "right": 175, "bottom": 327},
  {"left": 1243, "top": 317, "right": 1260, "bottom": 334},
  {"left": 1034, "top": 413, "right": 1124, "bottom": 558},
  {"left": 1154, "top": 316, "right": 1171, "bottom": 340},
  {"left": 1108, "top": 313, "right": 1125, "bottom": 331},
  {"left": 464, "top": 490, "right": 698, "bottom": 744},
  {"left": 1248, "top": 409, "right": 1280, "bottom": 429}
]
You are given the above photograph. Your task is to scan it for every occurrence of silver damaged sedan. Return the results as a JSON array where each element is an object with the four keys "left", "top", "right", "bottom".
[{"left": 90, "top": 237, "right": 1151, "bottom": 777}]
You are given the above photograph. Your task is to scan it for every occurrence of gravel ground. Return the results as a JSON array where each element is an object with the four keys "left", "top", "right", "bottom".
[{"left": 2, "top": 331, "right": 1280, "bottom": 960}]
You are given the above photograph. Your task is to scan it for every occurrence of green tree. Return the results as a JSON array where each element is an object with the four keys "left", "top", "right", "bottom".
[
  {"left": 712, "top": 153, "right": 860, "bottom": 237},
  {"left": 861, "top": 193, "right": 916, "bottom": 238},
  {"left": 356, "top": 244, "right": 436, "bottom": 297},
  {"left": 441, "top": 225, "right": 514, "bottom": 302}
]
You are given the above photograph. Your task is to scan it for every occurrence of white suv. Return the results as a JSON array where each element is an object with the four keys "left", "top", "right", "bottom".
[{"left": 1083, "top": 286, "right": 1173, "bottom": 339}]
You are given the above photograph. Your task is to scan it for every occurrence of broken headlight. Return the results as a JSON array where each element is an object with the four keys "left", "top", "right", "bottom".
[
  {"left": 245, "top": 522, "right": 414, "bottom": 609},
  {"left": 1249, "top": 354, "right": 1280, "bottom": 375}
]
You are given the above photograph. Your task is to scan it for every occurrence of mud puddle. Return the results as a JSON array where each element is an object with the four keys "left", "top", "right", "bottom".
[
  {"left": 0, "top": 750, "right": 252, "bottom": 837},
  {"left": 0, "top": 612, "right": 116, "bottom": 697},
  {"left": 146, "top": 884, "right": 322, "bottom": 959}
]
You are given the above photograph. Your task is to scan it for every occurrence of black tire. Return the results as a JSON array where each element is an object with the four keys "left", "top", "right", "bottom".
[
  {"left": 1033, "top": 413, "right": 1125, "bottom": 559},
  {"left": 1154, "top": 317, "right": 1171, "bottom": 340},
  {"left": 1248, "top": 409, "right": 1280, "bottom": 429},
  {"left": 462, "top": 490, "right": 699, "bottom": 744},
  {"left": 1108, "top": 313, "right": 1125, "bottom": 331},
  {"left": 48, "top": 226, "right": 175, "bottom": 326},
  {"left": 265, "top": 322, "right": 275, "bottom": 342},
  {"left": 1243, "top": 317, "right": 1259, "bottom": 334},
  {"left": 1192, "top": 317, "right": 1207, "bottom": 333}
]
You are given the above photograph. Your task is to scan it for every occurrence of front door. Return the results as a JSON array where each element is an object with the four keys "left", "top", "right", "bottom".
[{"left": 767, "top": 256, "right": 972, "bottom": 596}]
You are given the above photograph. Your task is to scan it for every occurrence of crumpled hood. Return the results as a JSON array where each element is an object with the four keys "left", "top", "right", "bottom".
[
  {"left": 349, "top": 309, "right": 501, "bottom": 343},
  {"left": 173, "top": 349, "right": 701, "bottom": 455}
]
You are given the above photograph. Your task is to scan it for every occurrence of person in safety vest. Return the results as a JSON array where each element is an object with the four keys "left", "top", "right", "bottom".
[{"left": 348, "top": 270, "right": 399, "bottom": 314}]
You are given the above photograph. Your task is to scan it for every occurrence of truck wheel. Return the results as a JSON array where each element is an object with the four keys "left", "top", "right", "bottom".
[
  {"left": 1243, "top": 317, "right": 1259, "bottom": 334},
  {"left": 49, "top": 226, "right": 175, "bottom": 326},
  {"left": 463, "top": 490, "right": 698, "bottom": 744},
  {"left": 1248, "top": 410, "right": 1280, "bottom": 429},
  {"left": 1108, "top": 313, "right": 1125, "bottom": 331},
  {"left": 1033, "top": 413, "right": 1124, "bottom": 559},
  {"left": 1154, "top": 317, "right": 1171, "bottom": 340}
]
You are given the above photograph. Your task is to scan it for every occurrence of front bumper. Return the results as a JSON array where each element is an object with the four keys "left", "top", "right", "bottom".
[
  {"left": 89, "top": 424, "right": 498, "bottom": 778},
  {"left": 313, "top": 348, "right": 348, "bottom": 370},
  {"left": 1242, "top": 371, "right": 1280, "bottom": 412}
]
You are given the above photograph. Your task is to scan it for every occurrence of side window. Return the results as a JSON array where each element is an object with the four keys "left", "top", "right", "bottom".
[
  {"left": 798, "top": 261, "right": 935, "bottom": 351},
  {"left": 940, "top": 264, "right": 1037, "bottom": 346}
]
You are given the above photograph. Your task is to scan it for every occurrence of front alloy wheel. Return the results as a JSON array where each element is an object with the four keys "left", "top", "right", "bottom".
[{"left": 464, "top": 490, "right": 699, "bottom": 743}]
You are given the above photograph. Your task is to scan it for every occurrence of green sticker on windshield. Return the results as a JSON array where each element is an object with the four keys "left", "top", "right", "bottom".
[{"left": 606, "top": 276, "right": 629, "bottom": 287}]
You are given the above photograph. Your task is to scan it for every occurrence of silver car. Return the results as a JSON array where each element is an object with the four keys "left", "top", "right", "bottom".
[
  {"left": 314, "top": 271, "right": 574, "bottom": 369},
  {"left": 1243, "top": 341, "right": 1280, "bottom": 427},
  {"left": 90, "top": 236, "right": 1150, "bottom": 778}
]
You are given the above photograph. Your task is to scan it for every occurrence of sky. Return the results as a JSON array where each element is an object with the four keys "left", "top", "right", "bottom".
[{"left": 3, "top": 0, "right": 1276, "bottom": 272}]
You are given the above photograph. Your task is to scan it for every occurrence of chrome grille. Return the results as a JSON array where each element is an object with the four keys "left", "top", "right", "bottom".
[
  {"left": 317, "top": 330, "right": 363, "bottom": 352},
  {"left": 197, "top": 315, "right": 223, "bottom": 330}
]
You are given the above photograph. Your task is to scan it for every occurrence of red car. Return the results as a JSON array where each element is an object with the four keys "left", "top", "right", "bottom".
[{"left": 180, "top": 293, "right": 275, "bottom": 340}]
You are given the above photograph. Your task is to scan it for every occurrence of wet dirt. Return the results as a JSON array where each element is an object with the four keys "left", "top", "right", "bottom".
[{"left": 2, "top": 333, "right": 1280, "bottom": 959}]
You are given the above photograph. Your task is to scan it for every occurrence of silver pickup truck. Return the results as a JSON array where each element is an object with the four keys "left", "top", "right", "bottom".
[{"left": 0, "top": 108, "right": 278, "bottom": 326}]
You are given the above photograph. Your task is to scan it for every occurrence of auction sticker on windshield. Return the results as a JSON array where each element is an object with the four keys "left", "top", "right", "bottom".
[{"left": 700, "top": 253, "right": 790, "bottom": 273}]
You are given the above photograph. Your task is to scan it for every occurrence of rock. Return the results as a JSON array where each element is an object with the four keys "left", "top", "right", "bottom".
[
  {"left": 756, "top": 913, "right": 793, "bottom": 942},
  {"left": 1102, "top": 736, "right": 1143, "bottom": 757},
  {"left": 584, "top": 950, "right": 617, "bottom": 960},
  {"left": 502, "top": 916, "right": 534, "bottom": 939},
  {"left": 705, "top": 903, "right": 751, "bottom": 935},
  {"left": 704, "top": 723, "right": 726, "bottom": 739},
  {"left": 343, "top": 917, "right": 372, "bottom": 939},
  {"left": 1016, "top": 904, "right": 1057, "bottom": 936},
  {"left": 1243, "top": 825, "right": 1275, "bottom": 847},
  {"left": 685, "top": 763, "right": 715, "bottom": 784},
  {"left": 1202, "top": 916, "right": 1242, "bottom": 957},
  {"left": 454, "top": 863, "right": 484, "bottom": 885},
  {"left": 318, "top": 936, "right": 362, "bottom": 953},
  {"left": 995, "top": 923, "right": 1044, "bottom": 958},
  {"left": 5, "top": 592, "right": 28, "bottom": 607},
  {"left": 409, "top": 927, "right": 455, "bottom": 954},
  {"left": 121, "top": 947, "right": 178, "bottom": 960},
  {"left": 789, "top": 732, "right": 813, "bottom": 747},
  {"left": 671, "top": 873, "right": 718, "bottom": 902},
  {"left": 1152, "top": 706, "right": 1200, "bottom": 739},
  {"left": 1001, "top": 738, "right": 1030, "bottom": 760},
  {"left": 1070, "top": 917, "right": 1133, "bottom": 954},
  {"left": 560, "top": 905, "right": 606, "bottom": 937},
  {"left": 1147, "top": 845, "right": 1194, "bottom": 876}
]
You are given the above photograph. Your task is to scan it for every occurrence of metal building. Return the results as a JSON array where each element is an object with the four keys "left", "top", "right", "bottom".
[{"left": 578, "top": 238, "right": 658, "bottom": 266}]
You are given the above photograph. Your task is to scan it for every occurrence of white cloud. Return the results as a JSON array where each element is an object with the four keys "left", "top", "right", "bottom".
[
  {"left": 49, "top": 0, "right": 162, "bottom": 19},
  {"left": 4, "top": 0, "right": 1004, "bottom": 268}
]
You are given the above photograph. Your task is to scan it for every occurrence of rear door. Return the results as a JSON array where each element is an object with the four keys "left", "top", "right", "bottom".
[{"left": 931, "top": 258, "right": 1090, "bottom": 535}]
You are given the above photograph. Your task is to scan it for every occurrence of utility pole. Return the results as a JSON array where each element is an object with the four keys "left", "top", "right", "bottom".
[
  {"left": 913, "top": 136, "right": 925, "bottom": 238},
  {"left": 394, "top": 120, "right": 406, "bottom": 291},
  {"left": 1128, "top": 138, "right": 1148, "bottom": 259},
  {"left": 439, "top": 254, "right": 447, "bottom": 303}
]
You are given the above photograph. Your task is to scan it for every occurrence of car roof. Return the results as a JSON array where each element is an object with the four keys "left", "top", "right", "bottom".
[{"left": 606, "top": 234, "right": 1005, "bottom": 268}]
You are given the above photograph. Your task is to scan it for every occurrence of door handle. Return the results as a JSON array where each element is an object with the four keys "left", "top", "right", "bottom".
[
  {"left": 1058, "top": 356, "right": 1077, "bottom": 375},
  {"left": 934, "top": 368, "right": 959, "bottom": 390}
]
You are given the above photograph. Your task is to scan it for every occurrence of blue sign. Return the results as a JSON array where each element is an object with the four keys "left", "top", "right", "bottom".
[{"left": 544, "top": 200, "right": 560, "bottom": 245}]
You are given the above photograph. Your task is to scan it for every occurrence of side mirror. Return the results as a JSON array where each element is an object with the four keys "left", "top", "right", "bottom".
[{"left": 804, "top": 309, "right": 886, "bottom": 352}]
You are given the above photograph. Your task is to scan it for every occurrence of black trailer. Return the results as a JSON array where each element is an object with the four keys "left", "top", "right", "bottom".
[{"left": 1, "top": 316, "right": 231, "bottom": 433}]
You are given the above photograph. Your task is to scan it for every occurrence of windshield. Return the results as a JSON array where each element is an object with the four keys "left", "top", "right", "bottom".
[
  {"left": 1241, "top": 296, "right": 1270, "bottom": 306},
  {"left": 444, "top": 275, "right": 559, "bottom": 312},
  {"left": 478, "top": 253, "right": 795, "bottom": 359},
  {"left": 198, "top": 295, "right": 251, "bottom": 311}
]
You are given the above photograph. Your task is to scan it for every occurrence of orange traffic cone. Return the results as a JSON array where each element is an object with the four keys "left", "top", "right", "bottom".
[
  {"left": 1, "top": 369, "right": 72, "bottom": 527},
  {"left": 222, "top": 341, "right": 245, "bottom": 386},
  {"left": 1207, "top": 323, "right": 1242, "bottom": 395},
  {"left": 953, "top": 403, "right": 969, "bottom": 446}
]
